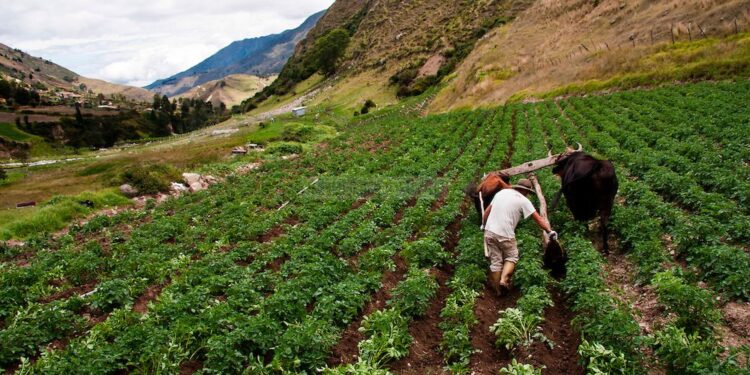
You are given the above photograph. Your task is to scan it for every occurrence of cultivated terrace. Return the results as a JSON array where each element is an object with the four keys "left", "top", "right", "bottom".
[{"left": 1, "top": 80, "right": 750, "bottom": 374}]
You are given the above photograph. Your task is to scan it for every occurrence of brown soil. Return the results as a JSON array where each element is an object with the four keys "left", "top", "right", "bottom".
[
  {"left": 39, "top": 281, "right": 97, "bottom": 304},
  {"left": 179, "top": 360, "right": 203, "bottom": 375},
  {"left": 133, "top": 279, "right": 171, "bottom": 314},
  {"left": 720, "top": 301, "right": 750, "bottom": 353},
  {"left": 723, "top": 301, "right": 750, "bottom": 337},
  {"left": 327, "top": 255, "right": 409, "bottom": 366},
  {"left": 269, "top": 254, "right": 290, "bottom": 273},
  {"left": 469, "top": 286, "right": 520, "bottom": 373},
  {"left": 602, "top": 252, "right": 669, "bottom": 335},
  {"left": 258, "top": 216, "right": 299, "bottom": 243},
  {"left": 389, "top": 266, "right": 453, "bottom": 374},
  {"left": 520, "top": 289, "right": 584, "bottom": 375}
]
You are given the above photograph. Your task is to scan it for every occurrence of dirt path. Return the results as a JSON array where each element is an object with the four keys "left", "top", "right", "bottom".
[
  {"left": 469, "top": 287, "right": 520, "bottom": 373},
  {"left": 522, "top": 289, "right": 585, "bottom": 374}
]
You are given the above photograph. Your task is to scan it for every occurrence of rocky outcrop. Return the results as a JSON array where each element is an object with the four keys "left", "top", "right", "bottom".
[{"left": 181, "top": 173, "right": 220, "bottom": 193}]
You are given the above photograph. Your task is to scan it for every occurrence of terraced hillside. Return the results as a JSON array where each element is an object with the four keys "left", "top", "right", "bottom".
[{"left": 1, "top": 80, "right": 749, "bottom": 374}]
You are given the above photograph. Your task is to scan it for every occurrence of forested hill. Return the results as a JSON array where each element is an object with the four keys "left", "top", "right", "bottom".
[{"left": 145, "top": 10, "right": 325, "bottom": 97}]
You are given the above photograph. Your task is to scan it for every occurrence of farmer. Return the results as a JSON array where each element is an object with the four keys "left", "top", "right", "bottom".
[{"left": 480, "top": 178, "right": 557, "bottom": 295}]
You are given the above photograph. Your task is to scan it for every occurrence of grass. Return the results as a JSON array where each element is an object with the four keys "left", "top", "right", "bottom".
[
  {"left": 508, "top": 33, "right": 750, "bottom": 102},
  {"left": 0, "top": 123, "right": 35, "bottom": 141},
  {"left": 0, "top": 189, "right": 130, "bottom": 240},
  {"left": 309, "top": 71, "right": 398, "bottom": 112},
  {"left": 0, "top": 107, "right": 340, "bottom": 237},
  {"left": 0, "top": 122, "right": 68, "bottom": 158},
  {"left": 251, "top": 74, "right": 325, "bottom": 114}
]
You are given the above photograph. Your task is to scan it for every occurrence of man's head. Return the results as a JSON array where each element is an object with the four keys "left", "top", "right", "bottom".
[{"left": 513, "top": 178, "right": 535, "bottom": 196}]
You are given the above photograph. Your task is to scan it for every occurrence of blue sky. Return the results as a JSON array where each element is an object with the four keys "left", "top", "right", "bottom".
[{"left": 0, "top": 1, "right": 334, "bottom": 87}]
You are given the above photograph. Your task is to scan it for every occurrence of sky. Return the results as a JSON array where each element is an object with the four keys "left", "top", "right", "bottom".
[{"left": 0, "top": 1, "right": 334, "bottom": 87}]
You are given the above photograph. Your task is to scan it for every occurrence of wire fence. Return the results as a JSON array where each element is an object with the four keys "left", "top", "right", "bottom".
[{"left": 514, "top": 9, "right": 750, "bottom": 72}]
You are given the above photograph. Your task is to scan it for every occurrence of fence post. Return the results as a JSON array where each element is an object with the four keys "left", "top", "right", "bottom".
[
  {"left": 670, "top": 24, "right": 675, "bottom": 44},
  {"left": 698, "top": 24, "right": 706, "bottom": 38},
  {"left": 688, "top": 22, "right": 692, "bottom": 41},
  {"left": 735, "top": 17, "right": 739, "bottom": 34},
  {"left": 650, "top": 29, "right": 654, "bottom": 44}
]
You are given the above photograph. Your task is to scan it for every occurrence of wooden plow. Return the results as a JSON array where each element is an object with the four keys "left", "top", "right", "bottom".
[{"left": 483, "top": 144, "right": 581, "bottom": 277}]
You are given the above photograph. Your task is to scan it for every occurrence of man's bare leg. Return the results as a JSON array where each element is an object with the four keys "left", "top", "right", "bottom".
[
  {"left": 489, "top": 271, "right": 503, "bottom": 296},
  {"left": 499, "top": 261, "right": 516, "bottom": 287}
]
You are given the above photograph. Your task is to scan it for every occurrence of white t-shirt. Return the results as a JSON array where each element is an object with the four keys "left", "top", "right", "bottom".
[{"left": 485, "top": 189, "right": 536, "bottom": 238}]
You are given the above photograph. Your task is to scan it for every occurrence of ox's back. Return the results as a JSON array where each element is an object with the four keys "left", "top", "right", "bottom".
[{"left": 557, "top": 153, "right": 618, "bottom": 221}]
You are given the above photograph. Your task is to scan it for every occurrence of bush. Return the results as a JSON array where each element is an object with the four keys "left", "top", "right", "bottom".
[
  {"left": 281, "top": 123, "right": 316, "bottom": 142},
  {"left": 266, "top": 142, "right": 303, "bottom": 156},
  {"left": 120, "top": 163, "right": 180, "bottom": 195},
  {"left": 360, "top": 100, "right": 376, "bottom": 115}
]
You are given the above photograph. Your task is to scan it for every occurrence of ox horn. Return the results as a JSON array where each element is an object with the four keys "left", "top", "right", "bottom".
[
  {"left": 576, "top": 142, "right": 583, "bottom": 152},
  {"left": 547, "top": 149, "right": 553, "bottom": 158}
]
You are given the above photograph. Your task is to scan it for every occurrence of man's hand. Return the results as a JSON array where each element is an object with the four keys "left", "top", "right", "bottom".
[{"left": 547, "top": 230, "right": 558, "bottom": 241}]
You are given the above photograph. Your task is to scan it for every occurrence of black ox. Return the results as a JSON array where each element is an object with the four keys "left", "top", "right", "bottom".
[{"left": 551, "top": 151, "right": 618, "bottom": 254}]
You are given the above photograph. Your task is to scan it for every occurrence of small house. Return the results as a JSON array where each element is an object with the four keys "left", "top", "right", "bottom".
[{"left": 292, "top": 106, "right": 306, "bottom": 117}]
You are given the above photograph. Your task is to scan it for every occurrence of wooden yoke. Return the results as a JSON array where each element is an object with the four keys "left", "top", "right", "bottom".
[{"left": 493, "top": 143, "right": 582, "bottom": 177}]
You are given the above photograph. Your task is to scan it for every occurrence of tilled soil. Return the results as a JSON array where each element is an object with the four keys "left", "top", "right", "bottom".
[
  {"left": 521, "top": 289, "right": 584, "bottom": 375},
  {"left": 327, "top": 255, "right": 409, "bottom": 366},
  {"left": 389, "top": 266, "right": 453, "bottom": 374},
  {"left": 133, "top": 278, "right": 172, "bottom": 314},
  {"left": 469, "top": 286, "right": 520, "bottom": 373}
]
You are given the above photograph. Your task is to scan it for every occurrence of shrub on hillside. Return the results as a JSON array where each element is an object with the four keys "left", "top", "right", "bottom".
[
  {"left": 360, "top": 99, "right": 376, "bottom": 115},
  {"left": 282, "top": 123, "right": 316, "bottom": 142},
  {"left": 120, "top": 163, "right": 180, "bottom": 195},
  {"left": 267, "top": 142, "right": 303, "bottom": 156}
]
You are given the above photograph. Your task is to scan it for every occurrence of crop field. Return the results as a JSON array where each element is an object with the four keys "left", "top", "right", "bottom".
[{"left": 1, "top": 81, "right": 749, "bottom": 374}]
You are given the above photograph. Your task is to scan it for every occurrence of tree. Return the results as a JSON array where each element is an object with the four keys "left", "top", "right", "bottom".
[
  {"left": 313, "top": 28, "right": 350, "bottom": 76},
  {"left": 160, "top": 95, "right": 172, "bottom": 114},
  {"left": 152, "top": 94, "right": 162, "bottom": 110},
  {"left": 0, "top": 79, "right": 11, "bottom": 99}
]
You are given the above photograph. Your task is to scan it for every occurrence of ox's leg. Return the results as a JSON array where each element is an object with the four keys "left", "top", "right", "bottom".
[{"left": 550, "top": 189, "right": 564, "bottom": 211}]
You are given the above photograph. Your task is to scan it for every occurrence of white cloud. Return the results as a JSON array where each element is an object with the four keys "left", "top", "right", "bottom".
[{"left": 0, "top": 1, "right": 334, "bottom": 87}]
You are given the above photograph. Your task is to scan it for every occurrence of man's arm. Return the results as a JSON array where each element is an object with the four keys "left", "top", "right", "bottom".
[{"left": 531, "top": 211, "right": 552, "bottom": 233}]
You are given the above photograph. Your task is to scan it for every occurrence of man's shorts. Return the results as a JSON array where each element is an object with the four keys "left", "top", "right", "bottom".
[{"left": 484, "top": 231, "right": 519, "bottom": 272}]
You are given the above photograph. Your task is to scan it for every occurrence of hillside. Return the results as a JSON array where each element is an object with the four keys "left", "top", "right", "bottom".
[
  {"left": 145, "top": 10, "right": 324, "bottom": 97},
  {"left": 430, "top": 0, "right": 750, "bottom": 110},
  {"left": 0, "top": 43, "right": 152, "bottom": 102},
  {"left": 175, "top": 74, "right": 276, "bottom": 107},
  {"left": 2, "top": 81, "right": 749, "bottom": 374},
  {"left": 248, "top": 0, "right": 750, "bottom": 113}
]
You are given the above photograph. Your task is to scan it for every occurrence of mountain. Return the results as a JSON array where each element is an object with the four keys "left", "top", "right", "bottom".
[
  {"left": 175, "top": 74, "right": 276, "bottom": 108},
  {"left": 0, "top": 43, "right": 152, "bottom": 102},
  {"left": 239, "top": 0, "right": 535, "bottom": 111},
  {"left": 145, "top": 10, "right": 325, "bottom": 97},
  {"left": 246, "top": 0, "right": 750, "bottom": 112}
]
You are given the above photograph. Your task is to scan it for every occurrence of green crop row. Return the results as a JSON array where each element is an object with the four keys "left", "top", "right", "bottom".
[
  {"left": 540, "top": 97, "right": 748, "bottom": 373},
  {"left": 554, "top": 100, "right": 750, "bottom": 301},
  {"left": 5, "top": 110, "right": 484, "bottom": 372}
]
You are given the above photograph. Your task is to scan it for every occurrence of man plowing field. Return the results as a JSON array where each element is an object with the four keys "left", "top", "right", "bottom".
[{"left": 480, "top": 177, "right": 557, "bottom": 296}]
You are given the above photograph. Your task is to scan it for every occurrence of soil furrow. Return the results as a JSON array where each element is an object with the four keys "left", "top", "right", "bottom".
[
  {"left": 469, "top": 287, "right": 520, "bottom": 373},
  {"left": 522, "top": 289, "right": 585, "bottom": 375}
]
